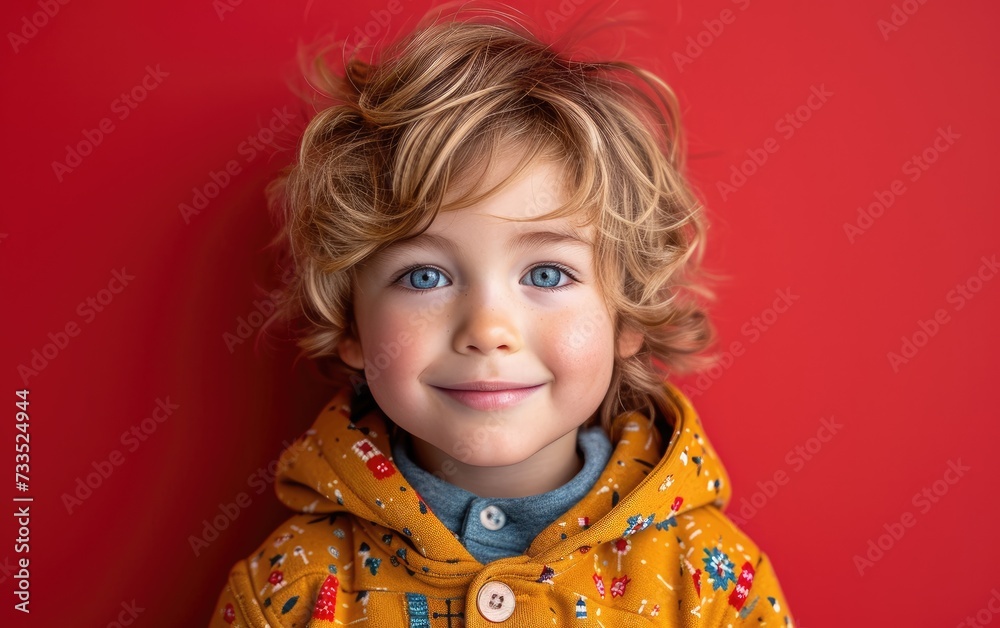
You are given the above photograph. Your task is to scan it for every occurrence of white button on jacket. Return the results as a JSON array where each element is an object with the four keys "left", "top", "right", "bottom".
[{"left": 476, "top": 581, "right": 515, "bottom": 622}]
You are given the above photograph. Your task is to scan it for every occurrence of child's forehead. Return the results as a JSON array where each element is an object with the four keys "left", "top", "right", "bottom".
[
  {"left": 395, "top": 153, "right": 597, "bottom": 240},
  {"left": 392, "top": 218, "right": 594, "bottom": 252},
  {"left": 443, "top": 152, "right": 568, "bottom": 203},
  {"left": 356, "top": 149, "right": 609, "bottom": 269}
]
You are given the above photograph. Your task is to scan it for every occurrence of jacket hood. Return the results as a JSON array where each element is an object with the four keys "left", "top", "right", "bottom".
[{"left": 274, "top": 381, "right": 732, "bottom": 582}]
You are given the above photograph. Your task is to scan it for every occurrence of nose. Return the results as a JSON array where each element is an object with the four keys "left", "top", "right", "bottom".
[{"left": 451, "top": 287, "right": 522, "bottom": 356}]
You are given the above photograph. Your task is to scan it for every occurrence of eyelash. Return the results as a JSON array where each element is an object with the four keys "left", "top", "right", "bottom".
[{"left": 392, "top": 263, "right": 580, "bottom": 293}]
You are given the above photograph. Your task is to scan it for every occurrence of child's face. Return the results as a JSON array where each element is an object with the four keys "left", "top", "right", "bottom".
[{"left": 338, "top": 156, "right": 642, "bottom": 474}]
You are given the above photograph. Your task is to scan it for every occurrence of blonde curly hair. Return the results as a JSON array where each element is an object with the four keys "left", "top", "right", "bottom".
[{"left": 264, "top": 3, "right": 716, "bottom": 432}]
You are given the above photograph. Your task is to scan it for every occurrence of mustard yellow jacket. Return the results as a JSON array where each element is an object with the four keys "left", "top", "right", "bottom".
[{"left": 210, "top": 383, "right": 793, "bottom": 627}]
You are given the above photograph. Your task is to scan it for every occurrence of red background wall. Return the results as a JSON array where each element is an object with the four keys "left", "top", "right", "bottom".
[{"left": 2, "top": 0, "right": 998, "bottom": 625}]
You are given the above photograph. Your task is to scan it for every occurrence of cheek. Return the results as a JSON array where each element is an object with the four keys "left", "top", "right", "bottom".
[
  {"left": 546, "top": 307, "right": 617, "bottom": 373},
  {"left": 358, "top": 303, "right": 442, "bottom": 387}
]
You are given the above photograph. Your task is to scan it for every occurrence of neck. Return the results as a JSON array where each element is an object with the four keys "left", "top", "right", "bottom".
[{"left": 410, "top": 429, "right": 584, "bottom": 498}]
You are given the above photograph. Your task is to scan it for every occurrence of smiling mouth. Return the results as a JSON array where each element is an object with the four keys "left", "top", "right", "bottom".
[{"left": 432, "top": 384, "right": 544, "bottom": 411}]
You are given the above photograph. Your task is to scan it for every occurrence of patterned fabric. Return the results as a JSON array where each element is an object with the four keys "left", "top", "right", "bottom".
[{"left": 209, "top": 382, "right": 793, "bottom": 627}]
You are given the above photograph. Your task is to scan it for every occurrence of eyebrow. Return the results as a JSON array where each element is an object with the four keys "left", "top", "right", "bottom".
[{"left": 386, "top": 228, "right": 593, "bottom": 255}]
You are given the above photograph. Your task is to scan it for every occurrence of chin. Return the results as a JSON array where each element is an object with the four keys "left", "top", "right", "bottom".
[
  {"left": 450, "top": 433, "right": 555, "bottom": 468},
  {"left": 454, "top": 449, "right": 532, "bottom": 468}
]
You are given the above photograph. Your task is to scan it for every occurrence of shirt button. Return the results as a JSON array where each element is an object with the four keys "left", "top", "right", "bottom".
[
  {"left": 476, "top": 581, "right": 515, "bottom": 622},
  {"left": 479, "top": 505, "right": 507, "bottom": 531}
]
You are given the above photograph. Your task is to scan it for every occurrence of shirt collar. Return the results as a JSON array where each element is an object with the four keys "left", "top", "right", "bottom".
[{"left": 391, "top": 427, "right": 612, "bottom": 563}]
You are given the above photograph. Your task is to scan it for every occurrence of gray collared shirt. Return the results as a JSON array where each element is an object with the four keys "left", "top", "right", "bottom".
[{"left": 391, "top": 427, "right": 612, "bottom": 564}]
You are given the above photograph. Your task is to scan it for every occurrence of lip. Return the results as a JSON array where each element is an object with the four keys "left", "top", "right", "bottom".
[
  {"left": 442, "top": 381, "right": 540, "bottom": 391},
  {"left": 432, "top": 383, "right": 544, "bottom": 411}
]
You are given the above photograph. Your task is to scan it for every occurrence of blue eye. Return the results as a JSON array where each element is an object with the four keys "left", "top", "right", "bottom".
[
  {"left": 405, "top": 267, "right": 448, "bottom": 290},
  {"left": 526, "top": 265, "right": 564, "bottom": 288}
]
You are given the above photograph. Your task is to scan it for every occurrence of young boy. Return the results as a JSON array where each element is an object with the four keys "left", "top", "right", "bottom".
[{"left": 210, "top": 7, "right": 793, "bottom": 627}]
